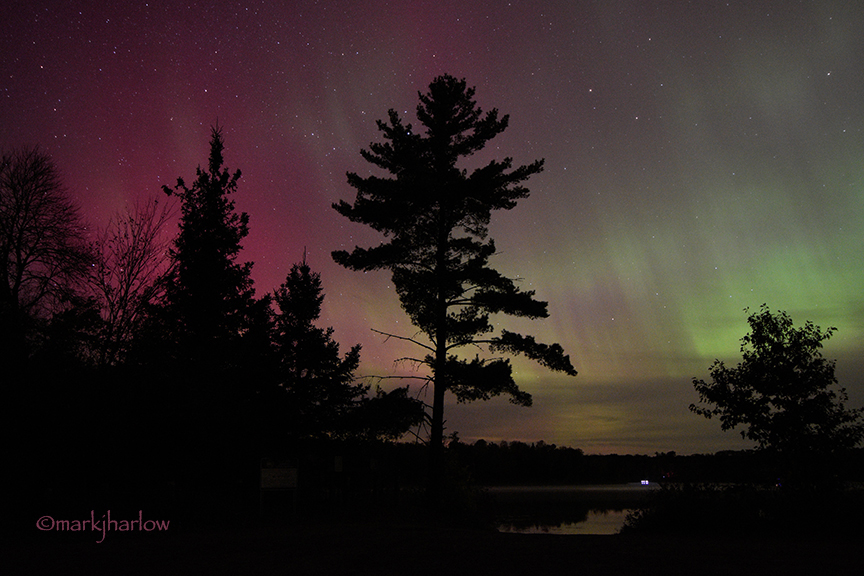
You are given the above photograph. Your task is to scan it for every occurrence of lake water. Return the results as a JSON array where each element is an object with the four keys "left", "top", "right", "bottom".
[
  {"left": 488, "top": 483, "right": 658, "bottom": 535},
  {"left": 497, "top": 508, "right": 632, "bottom": 535}
]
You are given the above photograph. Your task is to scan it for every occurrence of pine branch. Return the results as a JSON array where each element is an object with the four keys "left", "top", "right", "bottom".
[{"left": 371, "top": 327, "right": 435, "bottom": 353}]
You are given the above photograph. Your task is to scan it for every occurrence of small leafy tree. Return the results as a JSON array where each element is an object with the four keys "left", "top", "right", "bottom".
[
  {"left": 352, "top": 386, "right": 427, "bottom": 442},
  {"left": 691, "top": 305, "right": 864, "bottom": 481},
  {"left": 332, "top": 75, "right": 576, "bottom": 494}
]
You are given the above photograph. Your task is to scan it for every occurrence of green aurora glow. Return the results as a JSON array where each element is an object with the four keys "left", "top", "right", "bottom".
[{"left": 2, "top": 0, "right": 862, "bottom": 453}]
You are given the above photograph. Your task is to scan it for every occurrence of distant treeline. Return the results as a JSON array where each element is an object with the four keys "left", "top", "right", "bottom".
[
  {"left": 442, "top": 440, "right": 864, "bottom": 486},
  {"left": 290, "top": 440, "right": 864, "bottom": 492}
]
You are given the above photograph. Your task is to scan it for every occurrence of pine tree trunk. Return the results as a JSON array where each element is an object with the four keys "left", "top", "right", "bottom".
[
  {"left": 429, "top": 346, "right": 446, "bottom": 503},
  {"left": 428, "top": 222, "right": 449, "bottom": 503}
]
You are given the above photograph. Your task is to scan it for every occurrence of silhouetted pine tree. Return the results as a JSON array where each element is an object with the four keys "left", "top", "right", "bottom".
[{"left": 332, "top": 75, "right": 577, "bottom": 498}]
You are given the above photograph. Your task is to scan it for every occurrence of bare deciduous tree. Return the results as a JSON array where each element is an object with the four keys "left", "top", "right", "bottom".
[
  {"left": 0, "top": 146, "right": 93, "bottom": 361},
  {"left": 89, "top": 197, "right": 176, "bottom": 365}
]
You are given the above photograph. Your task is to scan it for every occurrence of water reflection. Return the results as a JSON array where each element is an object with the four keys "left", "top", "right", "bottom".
[
  {"left": 497, "top": 509, "right": 631, "bottom": 535},
  {"left": 489, "top": 483, "right": 657, "bottom": 535}
]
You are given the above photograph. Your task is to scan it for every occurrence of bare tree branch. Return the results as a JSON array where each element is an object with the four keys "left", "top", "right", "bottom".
[
  {"left": 371, "top": 327, "right": 435, "bottom": 353},
  {"left": 89, "top": 196, "right": 176, "bottom": 364}
]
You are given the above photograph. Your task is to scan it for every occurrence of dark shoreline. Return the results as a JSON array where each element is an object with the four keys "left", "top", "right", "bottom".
[
  {"left": 6, "top": 521, "right": 861, "bottom": 576},
  {"left": 9, "top": 483, "right": 864, "bottom": 574}
]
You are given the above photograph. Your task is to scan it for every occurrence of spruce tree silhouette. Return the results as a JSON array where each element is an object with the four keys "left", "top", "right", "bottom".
[
  {"left": 158, "top": 124, "right": 270, "bottom": 509},
  {"left": 257, "top": 257, "right": 424, "bottom": 455},
  {"left": 332, "top": 75, "right": 577, "bottom": 500},
  {"left": 161, "top": 124, "right": 260, "bottom": 373},
  {"left": 272, "top": 257, "right": 365, "bottom": 439}
]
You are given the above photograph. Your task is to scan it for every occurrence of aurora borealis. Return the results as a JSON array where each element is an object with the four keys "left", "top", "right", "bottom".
[{"left": 3, "top": 0, "right": 862, "bottom": 454}]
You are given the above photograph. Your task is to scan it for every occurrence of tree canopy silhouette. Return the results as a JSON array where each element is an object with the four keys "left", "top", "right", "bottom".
[
  {"left": 1, "top": 146, "right": 94, "bottom": 368},
  {"left": 332, "top": 74, "right": 577, "bottom": 494},
  {"left": 691, "top": 305, "right": 864, "bottom": 482}
]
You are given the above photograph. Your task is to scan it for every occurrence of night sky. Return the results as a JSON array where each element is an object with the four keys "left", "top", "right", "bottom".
[{"left": 3, "top": 0, "right": 863, "bottom": 454}]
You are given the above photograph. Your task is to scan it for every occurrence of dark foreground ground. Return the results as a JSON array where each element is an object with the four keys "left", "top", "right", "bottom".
[{"left": 5, "top": 520, "right": 862, "bottom": 576}]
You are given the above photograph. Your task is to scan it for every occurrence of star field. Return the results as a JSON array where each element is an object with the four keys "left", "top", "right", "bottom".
[{"left": 2, "top": 0, "right": 863, "bottom": 454}]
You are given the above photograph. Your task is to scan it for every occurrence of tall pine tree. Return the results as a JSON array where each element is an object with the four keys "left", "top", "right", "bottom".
[{"left": 332, "top": 75, "right": 577, "bottom": 496}]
